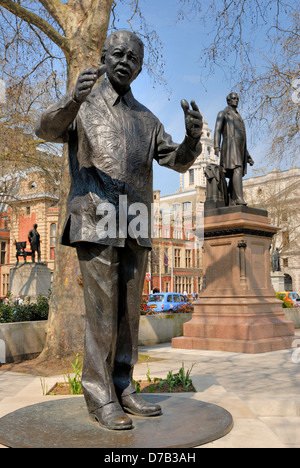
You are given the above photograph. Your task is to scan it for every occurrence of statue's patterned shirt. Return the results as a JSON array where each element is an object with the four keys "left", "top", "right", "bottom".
[{"left": 35, "top": 79, "right": 201, "bottom": 248}]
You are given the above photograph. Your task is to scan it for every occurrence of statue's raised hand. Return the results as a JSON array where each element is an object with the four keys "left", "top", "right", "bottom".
[
  {"left": 73, "top": 65, "right": 107, "bottom": 104},
  {"left": 181, "top": 99, "right": 203, "bottom": 139}
]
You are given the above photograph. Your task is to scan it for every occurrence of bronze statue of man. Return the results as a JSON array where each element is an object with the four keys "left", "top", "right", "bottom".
[
  {"left": 28, "top": 224, "right": 41, "bottom": 263},
  {"left": 272, "top": 248, "right": 281, "bottom": 272},
  {"left": 35, "top": 30, "right": 203, "bottom": 431},
  {"left": 214, "top": 92, "right": 254, "bottom": 205}
]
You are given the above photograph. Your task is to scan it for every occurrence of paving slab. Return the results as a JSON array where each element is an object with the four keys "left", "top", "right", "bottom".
[
  {"left": 200, "top": 419, "right": 286, "bottom": 448},
  {"left": 0, "top": 336, "right": 299, "bottom": 448},
  {"left": 260, "top": 417, "right": 300, "bottom": 447}
]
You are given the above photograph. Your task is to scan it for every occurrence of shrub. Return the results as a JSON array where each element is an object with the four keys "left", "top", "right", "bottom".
[
  {"left": 275, "top": 293, "right": 293, "bottom": 309},
  {"left": 0, "top": 294, "right": 49, "bottom": 323}
]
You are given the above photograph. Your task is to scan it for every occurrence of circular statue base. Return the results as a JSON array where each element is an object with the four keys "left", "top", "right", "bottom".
[{"left": 0, "top": 395, "right": 233, "bottom": 448}]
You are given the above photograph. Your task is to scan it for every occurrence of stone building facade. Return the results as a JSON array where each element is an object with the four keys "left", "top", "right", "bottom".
[
  {"left": 0, "top": 168, "right": 59, "bottom": 298},
  {"left": 176, "top": 159, "right": 300, "bottom": 294},
  {"left": 243, "top": 168, "right": 300, "bottom": 293}
]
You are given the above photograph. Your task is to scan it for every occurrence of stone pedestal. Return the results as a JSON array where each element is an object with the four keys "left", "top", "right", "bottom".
[
  {"left": 271, "top": 271, "right": 285, "bottom": 293},
  {"left": 9, "top": 263, "right": 51, "bottom": 299},
  {"left": 172, "top": 206, "right": 295, "bottom": 354}
]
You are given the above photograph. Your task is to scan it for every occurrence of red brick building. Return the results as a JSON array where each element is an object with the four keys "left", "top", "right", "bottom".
[
  {"left": 142, "top": 189, "right": 205, "bottom": 299},
  {"left": 0, "top": 169, "right": 59, "bottom": 298}
]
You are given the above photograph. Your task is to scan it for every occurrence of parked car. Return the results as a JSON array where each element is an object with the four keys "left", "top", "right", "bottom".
[
  {"left": 276, "top": 291, "right": 300, "bottom": 307},
  {"left": 147, "top": 292, "right": 188, "bottom": 312}
]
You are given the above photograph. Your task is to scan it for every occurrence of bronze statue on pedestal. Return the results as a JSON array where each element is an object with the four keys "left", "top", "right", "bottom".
[{"left": 35, "top": 30, "right": 203, "bottom": 431}]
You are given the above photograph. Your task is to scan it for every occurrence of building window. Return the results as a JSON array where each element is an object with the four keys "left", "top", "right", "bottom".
[
  {"left": 182, "top": 276, "right": 191, "bottom": 294},
  {"left": 152, "top": 248, "right": 159, "bottom": 274},
  {"left": 172, "top": 203, "right": 181, "bottom": 212},
  {"left": 283, "top": 258, "right": 289, "bottom": 268},
  {"left": 196, "top": 248, "right": 200, "bottom": 269},
  {"left": 197, "top": 276, "right": 203, "bottom": 293},
  {"left": 50, "top": 223, "right": 57, "bottom": 260},
  {"left": 185, "top": 249, "right": 191, "bottom": 268},
  {"left": 175, "top": 276, "right": 192, "bottom": 294},
  {"left": 175, "top": 276, "right": 182, "bottom": 293},
  {"left": 282, "top": 231, "right": 290, "bottom": 248},
  {"left": 183, "top": 202, "right": 192, "bottom": 212},
  {"left": 2, "top": 273, "right": 9, "bottom": 297},
  {"left": 164, "top": 249, "right": 169, "bottom": 273},
  {"left": 174, "top": 249, "right": 181, "bottom": 268},
  {"left": 189, "top": 169, "right": 194, "bottom": 185},
  {"left": 0, "top": 242, "right": 6, "bottom": 265},
  {"left": 26, "top": 206, "right": 31, "bottom": 216}
]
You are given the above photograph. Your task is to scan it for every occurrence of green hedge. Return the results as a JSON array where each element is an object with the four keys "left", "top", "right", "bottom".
[{"left": 0, "top": 295, "right": 49, "bottom": 323}]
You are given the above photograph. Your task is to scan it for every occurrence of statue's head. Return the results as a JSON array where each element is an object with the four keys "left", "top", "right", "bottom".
[
  {"left": 226, "top": 92, "right": 239, "bottom": 109},
  {"left": 101, "top": 30, "right": 144, "bottom": 94},
  {"left": 34, "top": 224, "right": 38, "bottom": 229}
]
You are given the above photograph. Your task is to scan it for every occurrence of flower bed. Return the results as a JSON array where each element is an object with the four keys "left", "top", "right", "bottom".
[{"left": 140, "top": 300, "right": 194, "bottom": 315}]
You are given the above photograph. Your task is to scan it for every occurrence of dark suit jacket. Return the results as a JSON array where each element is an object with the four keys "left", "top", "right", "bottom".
[
  {"left": 214, "top": 105, "right": 250, "bottom": 176},
  {"left": 35, "top": 79, "right": 202, "bottom": 248},
  {"left": 28, "top": 229, "right": 40, "bottom": 250}
]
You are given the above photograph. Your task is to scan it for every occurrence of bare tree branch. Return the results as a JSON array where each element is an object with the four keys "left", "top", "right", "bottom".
[
  {"left": 0, "top": 0, "right": 69, "bottom": 53},
  {"left": 38, "top": 0, "right": 68, "bottom": 33}
]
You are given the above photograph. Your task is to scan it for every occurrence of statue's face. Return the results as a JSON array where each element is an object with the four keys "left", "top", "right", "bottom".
[
  {"left": 104, "top": 33, "right": 142, "bottom": 94},
  {"left": 228, "top": 93, "right": 239, "bottom": 108}
]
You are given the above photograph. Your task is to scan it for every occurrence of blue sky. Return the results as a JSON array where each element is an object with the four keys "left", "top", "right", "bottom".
[{"left": 112, "top": 0, "right": 286, "bottom": 195}]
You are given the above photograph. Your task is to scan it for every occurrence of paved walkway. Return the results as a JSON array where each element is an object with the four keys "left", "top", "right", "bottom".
[{"left": 1, "top": 333, "right": 300, "bottom": 448}]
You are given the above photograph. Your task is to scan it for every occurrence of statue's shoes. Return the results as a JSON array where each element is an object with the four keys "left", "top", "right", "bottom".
[
  {"left": 89, "top": 402, "right": 133, "bottom": 430},
  {"left": 235, "top": 199, "right": 247, "bottom": 206},
  {"left": 121, "top": 393, "right": 162, "bottom": 417}
]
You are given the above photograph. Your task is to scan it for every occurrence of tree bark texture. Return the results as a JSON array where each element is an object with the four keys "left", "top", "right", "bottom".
[
  {"left": 43, "top": 0, "right": 114, "bottom": 361},
  {"left": 0, "top": 0, "right": 114, "bottom": 359}
]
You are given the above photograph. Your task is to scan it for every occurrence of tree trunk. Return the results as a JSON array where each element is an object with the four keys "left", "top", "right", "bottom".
[{"left": 37, "top": 0, "right": 113, "bottom": 361}]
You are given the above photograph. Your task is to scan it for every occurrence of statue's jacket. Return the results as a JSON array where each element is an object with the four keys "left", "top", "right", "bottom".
[
  {"left": 35, "top": 79, "right": 201, "bottom": 248},
  {"left": 214, "top": 105, "right": 251, "bottom": 177}
]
